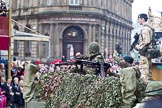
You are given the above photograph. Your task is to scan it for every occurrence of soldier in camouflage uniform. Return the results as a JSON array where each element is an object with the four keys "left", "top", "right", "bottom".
[
  {"left": 86, "top": 42, "right": 105, "bottom": 75},
  {"left": 134, "top": 81, "right": 162, "bottom": 108},
  {"left": 118, "top": 56, "right": 147, "bottom": 108},
  {"left": 135, "top": 13, "right": 153, "bottom": 82},
  {"left": 88, "top": 42, "right": 104, "bottom": 62}
]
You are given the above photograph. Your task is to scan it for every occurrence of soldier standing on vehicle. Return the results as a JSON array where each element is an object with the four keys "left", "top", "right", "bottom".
[{"left": 135, "top": 13, "right": 153, "bottom": 82}]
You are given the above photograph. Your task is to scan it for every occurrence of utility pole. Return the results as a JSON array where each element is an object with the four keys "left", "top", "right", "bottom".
[{"left": 8, "top": 0, "right": 12, "bottom": 79}]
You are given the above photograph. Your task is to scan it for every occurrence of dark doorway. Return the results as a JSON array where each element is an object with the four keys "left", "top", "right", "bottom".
[{"left": 62, "top": 26, "right": 84, "bottom": 61}]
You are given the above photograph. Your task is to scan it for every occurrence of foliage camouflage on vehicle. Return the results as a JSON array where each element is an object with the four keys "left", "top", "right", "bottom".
[
  {"left": 33, "top": 71, "right": 146, "bottom": 108},
  {"left": 33, "top": 72, "right": 122, "bottom": 108}
]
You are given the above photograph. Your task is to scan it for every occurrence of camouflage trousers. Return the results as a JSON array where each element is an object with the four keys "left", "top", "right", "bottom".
[{"left": 139, "top": 55, "right": 152, "bottom": 82}]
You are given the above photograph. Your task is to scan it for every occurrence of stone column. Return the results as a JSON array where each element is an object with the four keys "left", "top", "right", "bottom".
[
  {"left": 38, "top": 24, "right": 43, "bottom": 58},
  {"left": 124, "top": 1, "right": 126, "bottom": 18},
  {"left": 110, "top": 0, "right": 112, "bottom": 10},
  {"left": 17, "top": 0, "right": 20, "bottom": 9},
  {"left": 126, "top": 2, "right": 128, "bottom": 20},
  {"left": 49, "top": 23, "right": 54, "bottom": 57},
  {"left": 92, "top": 25, "right": 96, "bottom": 42},
  {"left": 98, "top": 25, "right": 102, "bottom": 45},
  {"left": 105, "top": 23, "right": 108, "bottom": 49},
  {"left": 112, "top": 0, "right": 115, "bottom": 12},
  {"left": 55, "top": 24, "right": 60, "bottom": 58},
  {"left": 88, "top": 24, "right": 92, "bottom": 44},
  {"left": 31, "top": 41, "right": 37, "bottom": 58},
  {"left": 114, "top": 24, "right": 116, "bottom": 44},
  {"left": 107, "top": 22, "right": 110, "bottom": 50},
  {"left": 19, "top": 41, "right": 24, "bottom": 58},
  {"left": 39, "top": 0, "right": 43, "bottom": 5},
  {"left": 29, "top": 0, "right": 32, "bottom": 7},
  {"left": 101, "top": 22, "right": 105, "bottom": 55},
  {"left": 83, "top": 25, "right": 88, "bottom": 55},
  {"left": 84, "top": 0, "right": 87, "bottom": 5},
  {"left": 112, "top": 23, "right": 115, "bottom": 51},
  {"left": 121, "top": 0, "right": 124, "bottom": 18}
]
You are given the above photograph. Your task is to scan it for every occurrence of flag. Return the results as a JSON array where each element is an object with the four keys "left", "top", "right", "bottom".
[
  {"left": 0, "top": 35, "right": 9, "bottom": 50},
  {"left": 0, "top": 14, "right": 9, "bottom": 50},
  {"left": 0, "top": 17, "right": 9, "bottom": 35}
]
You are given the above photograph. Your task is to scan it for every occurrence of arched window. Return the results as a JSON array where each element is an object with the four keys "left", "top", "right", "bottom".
[
  {"left": 62, "top": 26, "right": 84, "bottom": 61},
  {"left": 63, "top": 26, "right": 83, "bottom": 39}
]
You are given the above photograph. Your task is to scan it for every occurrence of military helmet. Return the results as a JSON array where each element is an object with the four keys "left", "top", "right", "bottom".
[
  {"left": 145, "top": 81, "right": 162, "bottom": 96},
  {"left": 88, "top": 42, "right": 100, "bottom": 54}
]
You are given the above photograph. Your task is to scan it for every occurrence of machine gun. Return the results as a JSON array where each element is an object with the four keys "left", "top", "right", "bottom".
[
  {"left": 129, "top": 33, "right": 140, "bottom": 51},
  {"left": 54, "top": 59, "right": 111, "bottom": 77}
]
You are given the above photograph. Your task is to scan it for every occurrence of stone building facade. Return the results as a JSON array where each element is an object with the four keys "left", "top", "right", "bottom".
[{"left": 12, "top": 0, "right": 133, "bottom": 61}]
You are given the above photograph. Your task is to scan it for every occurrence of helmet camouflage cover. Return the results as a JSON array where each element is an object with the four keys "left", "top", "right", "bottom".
[
  {"left": 145, "top": 81, "right": 162, "bottom": 96},
  {"left": 88, "top": 42, "right": 100, "bottom": 54}
]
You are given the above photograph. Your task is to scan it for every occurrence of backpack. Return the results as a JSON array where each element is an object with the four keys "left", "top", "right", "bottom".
[
  {"left": 139, "top": 25, "right": 160, "bottom": 58},
  {"left": 144, "top": 24, "right": 156, "bottom": 46}
]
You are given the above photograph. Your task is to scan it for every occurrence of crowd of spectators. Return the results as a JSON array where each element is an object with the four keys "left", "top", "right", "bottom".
[
  {"left": 0, "top": 61, "right": 25, "bottom": 108},
  {"left": 0, "top": 59, "right": 53, "bottom": 108}
]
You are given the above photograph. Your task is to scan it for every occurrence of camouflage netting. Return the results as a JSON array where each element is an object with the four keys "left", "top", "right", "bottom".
[
  {"left": 33, "top": 70, "right": 147, "bottom": 108},
  {"left": 33, "top": 72, "right": 122, "bottom": 108}
]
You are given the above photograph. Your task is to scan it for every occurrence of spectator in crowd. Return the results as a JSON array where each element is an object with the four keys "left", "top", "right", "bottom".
[
  {"left": 7, "top": 78, "right": 15, "bottom": 108},
  {"left": 0, "top": 76, "right": 10, "bottom": 103},
  {"left": 11, "top": 62, "right": 18, "bottom": 80},
  {"left": 20, "top": 75, "right": 24, "bottom": 81},
  {"left": 12, "top": 77, "right": 24, "bottom": 108},
  {"left": 18, "top": 80, "right": 23, "bottom": 91},
  {"left": 0, "top": 63, "right": 5, "bottom": 78},
  {"left": 19, "top": 80, "right": 24, "bottom": 107},
  {"left": 62, "top": 56, "right": 66, "bottom": 62},
  {"left": 75, "top": 52, "right": 82, "bottom": 58},
  {"left": 16, "top": 67, "right": 23, "bottom": 80}
]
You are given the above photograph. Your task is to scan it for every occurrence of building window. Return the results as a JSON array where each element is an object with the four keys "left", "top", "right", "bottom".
[
  {"left": 14, "top": 40, "right": 19, "bottom": 56},
  {"left": 12, "top": 0, "right": 17, "bottom": 9},
  {"left": 42, "top": 42, "right": 48, "bottom": 57},
  {"left": 63, "top": 26, "right": 83, "bottom": 39},
  {"left": 24, "top": 0, "right": 29, "bottom": 8},
  {"left": 69, "top": 0, "right": 79, "bottom": 5},
  {"left": 24, "top": 41, "right": 31, "bottom": 57},
  {"left": 13, "top": 24, "right": 19, "bottom": 30},
  {"left": 47, "top": 0, "right": 52, "bottom": 6},
  {"left": 24, "top": 24, "right": 31, "bottom": 33}
]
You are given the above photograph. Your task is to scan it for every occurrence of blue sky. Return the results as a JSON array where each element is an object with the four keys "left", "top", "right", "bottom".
[{"left": 132, "top": 0, "right": 162, "bottom": 23}]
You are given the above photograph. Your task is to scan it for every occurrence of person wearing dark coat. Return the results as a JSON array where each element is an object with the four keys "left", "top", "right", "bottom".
[
  {"left": 0, "top": 76, "right": 10, "bottom": 102},
  {"left": 7, "top": 78, "right": 15, "bottom": 108},
  {"left": 12, "top": 77, "right": 23, "bottom": 108}
]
